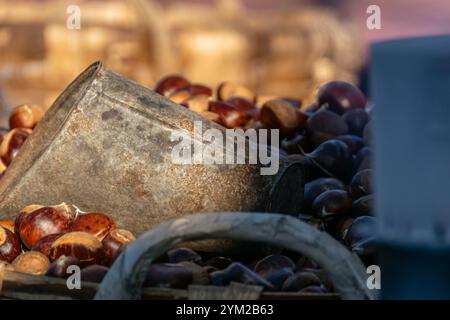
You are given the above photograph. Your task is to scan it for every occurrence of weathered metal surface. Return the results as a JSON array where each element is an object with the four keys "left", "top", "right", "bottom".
[
  {"left": 95, "top": 213, "right": 374, "bottom": 300},
  {"left": 0, "top": 62, "right": 304, "bottom": 245}
]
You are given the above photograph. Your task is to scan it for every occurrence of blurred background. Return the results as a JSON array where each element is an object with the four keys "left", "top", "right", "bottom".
[{"left": 1, "top": 0, "right": 450, "bottom": 126}]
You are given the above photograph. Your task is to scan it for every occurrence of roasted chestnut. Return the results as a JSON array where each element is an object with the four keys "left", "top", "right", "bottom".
[
  {"left": 318, "top": 81, "right": 366, "bottom": 115},
  {"left": 306, "top": 110, "right": 348, "bottom": 146},
  {"left": 281, "top": 271, "right": 322, "bottom": 292},
  {"left": 264, "top": 268, "right": 294, "bottom": 291},
  {"left": 80, "top": 264, "right": 110, "bottom": 283},
  {"left": 45, "top": 255, "right": 81, "bottom": 278},
  {"left": 11, "top": 251, "right": 50, "bottom": 275},
  {"left": 355, "top": 147, "right": 372, "bottom": 171},
  {"left": 188, "top": 84, "right": 213, "bottom": 97},
  {"left": 303, "top": 177, "right": 346, "bottom": 211},
  {"left": 312, "top": 190, "right": 352, "bottom": 219},
  {"left": 182, "top": 95, "right": 210, "bottom": 113},
  {"left": 342, "top": 109, "right": 370, "bottom": 137},
  {"left": 205, "top": 256, "right": 233, "bottom": 270},
  {"left": 168, "top": 88, "right": 192, "bottom": 104},
  {"left": 281, "top": 134, "right": 312, "bottom": 155},
  {"left": 0, "top": 219, "right": 15, "bottom": 233},
  {"left": 349, "top": 169, "right": 373, "bottom": 199},
  {"left": 102, "top": 228, "right": 135, "bottom": 265},
  {"left": 221, "top": 262, "right": 274, "bottom": 289},
  {"left": 49, "top": 231, "right": 104, "bottom": 267},
  {"left": 18, "top": 204, "right": 74, "bottom": 249},
  {"left": 71, "top": 212, "right": 115, "bottom": 241},
  {"left": 324, "top": 216, "right": 354, "bottom": 239},
  {"left": 0, "top": 128, "right": 32, "bottom": 165},
  {"left": 352, "top": 194, "right": 374, "bottom": 217},
  {"left": 154, "top": 75, "right": 190, "bottom": 97},
  {"left": 167, "top": 247, "right": 202, "bottom": 265},
  {"left": 344, "top": 216, "right": 376, "bottom": 243},
  {"left": 208, "top": 101, "right": 247, "bottom": 129},
  {"left": 253, "top": 254, "right": 295, "bottom": 277},
  {"left": 304, "top": 139, "right": 353, "bottom": 182},
  {"left": 217, "top": 82, "right": 256, "bottom": 103},
  {"left": 0, "top": 226, "right": 22, "bottom": 263},
  {"left": 260, "top": 99, "right": 303, "bottom": 138},
  {"left": 209, "top": 270, "right": 227, "bottom": 286},
  {"left": 9, "top": 104, "right": 44, "bottom": 130},
  {"left": 14, "top": 204, "right": 44, "bottom": 235},
  {"left": 225, "top": 97, "right": 256, "bottom": 112},
  {"left": 143, "top": 263, "right": 194, "bottom": 289},
  {"left": 336, "top": 135, "right": 364, "bottom": 155},
  {"left": 31, "top": 233, "right": 64, "bottom": 257}
]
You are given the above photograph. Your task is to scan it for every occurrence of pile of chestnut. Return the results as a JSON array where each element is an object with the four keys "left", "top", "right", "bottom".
[
  {"left": 0, "top": 203, "right": 135, "bottom": 283},
  {"left": 154, "top": 76, "right": 376, "bottom": 266},
  {"left": 0, "top": 203, "right": 330, "bottom": 293},
  {"left": 0, "top": 104, "right": 45, "bottom": 179}
]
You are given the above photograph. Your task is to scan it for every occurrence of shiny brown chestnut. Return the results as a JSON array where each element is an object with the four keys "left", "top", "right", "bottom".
[
  {"left": 318, "top": 81, "right": 367, "bottom": 115},
  {"left": 306, "top": 110, "right": 348, "bottom": 146},
  {"left": 80, "top": 264, "right": 110, "bottom": 283},
  {"left": 208, "top": 101, "right": 247, "bottom": 129},
  {"left": 342, "top": 109, "right": 370, "bottom": 137},
  {"left": 350, "top": 169, "right": 373, "bottom": 199},
  {"left": 205, "top": 256, "right": 233, "bottom": 270},
  {"left": 143, "top": 263, "right": 194, "bottom": 289},
  {"left": 253, "top": 254, "right": 296, "bottom": 277},
  {"left": 303, "top": 139, "right": 353, "bottom": 182},
  {"left": 71, "top": 212, "right": 115, "bottom": 241},
  {"left": 225, "top": 97, "right": 255, "bottom": 111},
  {"left": 31, "top": 233, "right": 64, "bottom": 257},
  {"left": 102, "top": 228, "right": 135, "bottom": 265},
  {"left": 0, "top": 128, "right": 32, "bottom": 165},
  {"left": 167, "top": 88, "right": 192, "bottom": 104},
  {"left": 355, "top": 146, "right": 372, "bottom": 171},
  {"left": 325, "top": 216, "right": 354, "bottom": 239},
  {"left": 167, "top": 247, "right": 202, "bottom": 265},
  {"left": 14, "top": 204, "right": 44, "bottom": 235},
  {"left": 182, "top": 94, "right": 210, "bottom": 113},
  {"left": 49, "top": 231, "right": 104, "bottom": 267},
  {"left": 154, "top": 75, "right": 190, "bottom": 97},
  {"left": 303, "top": 177, "right": 346, "bottom": 212},
  {"left": 281, "top": 134, "right": 312, "bottom": 155},
  {"left": 9, "top": 104, "right": 44, "bottom": 130},
  {"left": 336, "top": 135, "right": 364, "bottom": 155},
  {"left": 45, "top": 255, "right": 81, "bottom": 278},
  {"left": 18, "top": 204, "right": 74, "bottom": 249},
  {"left": 312, "top": 189, "right": 353, "bottom": 219},
  {"left": 260, "top": 99, "right": 303, "bottom": 138},
  {"left": 188, "top": 84, "right": 213, "bottom": 97},
  {"left": 352, "top": 194, "right": 374, "bottom": 217},
  {"left": 281, "top": 271, "right": 322, "bottom": 292},
  {"left": 199, "top": 111, "right": 220, "bottom": 122},
  {"left": 217, "top": 82, "right": 256, "bottom": 103},
  {"left": 222, "top": 262, "right": 274, "bottom": 290},
  {"left": 264, "top": 268, "right": 294, "bottom": 291},
  {"left": 0, "top": 219, "right": 15, "bottom": 233},
  {"left": 11, "top": 251, "right": 50, "bottom": 275},
  {"left": 0, "top": 226, "right": 22, "bottom": 263}
]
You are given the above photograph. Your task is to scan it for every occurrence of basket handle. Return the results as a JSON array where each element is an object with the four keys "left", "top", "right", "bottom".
[{"left": 95, "top": 212, "right": 376, "bottom": 300}]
